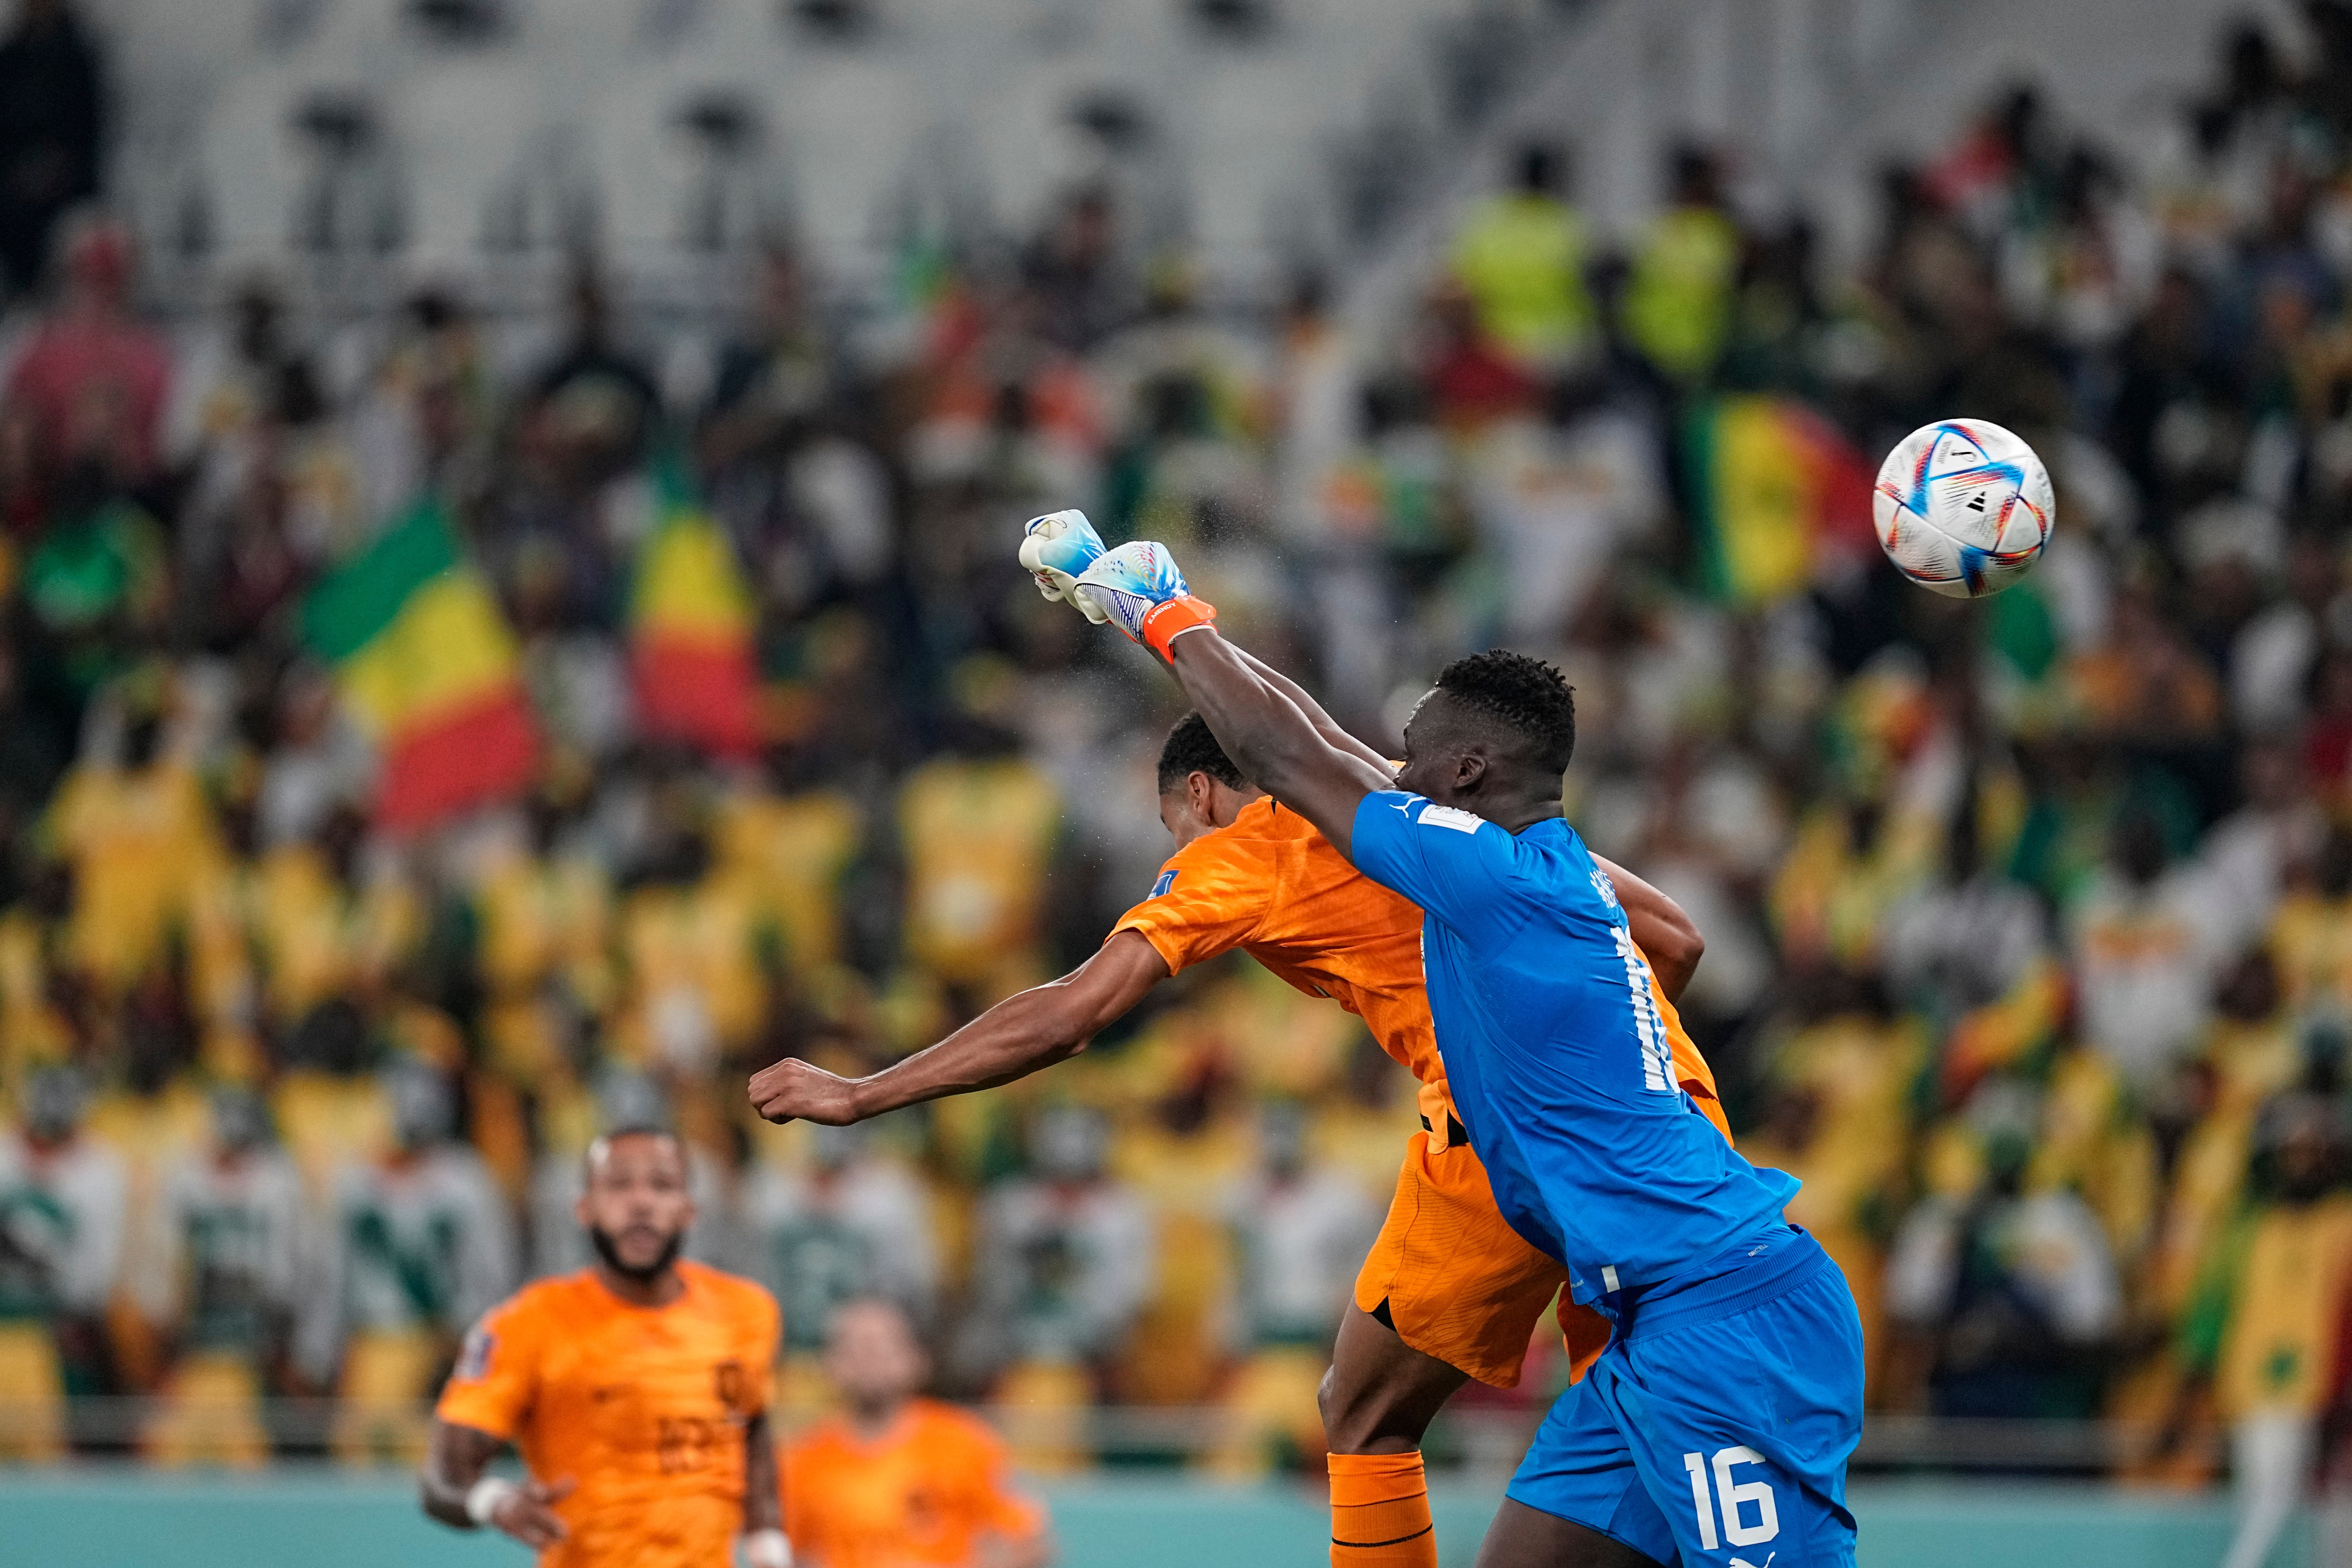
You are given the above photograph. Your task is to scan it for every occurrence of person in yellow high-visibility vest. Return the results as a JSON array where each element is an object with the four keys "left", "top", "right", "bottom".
[
  {"left": 1623, "top": 145, "right": 1743, "bottom": 386},
  {"left": 1450, "top": 143, "right": 1599, "bottom": 377}
]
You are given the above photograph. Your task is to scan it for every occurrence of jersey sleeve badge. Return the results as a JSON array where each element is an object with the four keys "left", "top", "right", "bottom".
[{"left": 454, "top": 1322, "right": 496, "bottom": 1382}]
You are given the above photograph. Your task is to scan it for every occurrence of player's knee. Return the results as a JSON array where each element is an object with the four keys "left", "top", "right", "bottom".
[
  {"left": 1319, "top": 1363, "right": 1405, "bottom": 1455},
  {"left": 1316, "top": 1365, "right": 1349, "bottom": 1443},
  {"left": 1318, "top": 1362, "right": 1367, "bottom": 1452}
]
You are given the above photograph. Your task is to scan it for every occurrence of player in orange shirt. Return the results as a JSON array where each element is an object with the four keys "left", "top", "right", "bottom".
[
  {"left": 783, "top": 1296, "right": 1052, "bottom": 1568},
  {"left": 421, "top": 1128, "right": 788, "bottom": 1568},
  {"left": 751, "top": 701, "right": 1727, "bottom": 1568}
]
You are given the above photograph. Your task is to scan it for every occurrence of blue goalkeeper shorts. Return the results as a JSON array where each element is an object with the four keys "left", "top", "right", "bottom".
[{"left": 1505, "top": 1224, "right": 1864, "bottom": 1568}]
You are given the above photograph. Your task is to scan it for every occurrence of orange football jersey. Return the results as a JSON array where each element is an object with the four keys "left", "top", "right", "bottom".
[
  {"left": 1114, "top": 796, "right": 1725, "bottom": 1144},
  {"left": 782, "top": 1398, "right": 1046, "bottom": 1568},
  {"left": 436, "top": 1261, "right": 780, "bottom": 1568}
]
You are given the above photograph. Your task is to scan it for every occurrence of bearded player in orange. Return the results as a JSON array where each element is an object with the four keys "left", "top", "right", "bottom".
[
  {"left": 420, "top": 1127, "right": 788, "bottom": 1568},
  {"left": 747, "top": 516, "right": 1729, "bottom": 1568}
]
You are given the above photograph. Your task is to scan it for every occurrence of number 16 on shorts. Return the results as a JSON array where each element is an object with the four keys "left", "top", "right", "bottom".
[{"left": 1683, "top": 1446, "right": 1778, "bottom": 1557}]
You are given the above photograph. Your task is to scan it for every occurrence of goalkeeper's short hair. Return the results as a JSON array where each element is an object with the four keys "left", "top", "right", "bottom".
[
  {"left": 1158, "top": 712, "right": 1246, "bottom": 794},
  {"left": 1433, "top": 649, "right": 1577, "bottom": 774}
]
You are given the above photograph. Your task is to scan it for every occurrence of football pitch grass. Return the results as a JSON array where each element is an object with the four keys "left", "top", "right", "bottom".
[{"left": 0, "top": 1469, "right": 2316, "bottom": 1567}]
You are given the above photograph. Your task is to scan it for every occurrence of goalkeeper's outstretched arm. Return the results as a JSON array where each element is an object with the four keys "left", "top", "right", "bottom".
[
  {"left": 747, "top": 930, "right": 1170, "bottom": 1124},
  {"left": 1234, "top": 646, "right": 1394, "bottom": 776},
  {"left": 1054, "top": 538, "right": 1385, "bottom": 853},
  {"left": 1166, "top": 630, "right": 1392, "bottom": 859}
]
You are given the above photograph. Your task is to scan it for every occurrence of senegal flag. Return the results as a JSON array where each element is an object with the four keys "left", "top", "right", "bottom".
[
  {"left": 1686, "top": 395, "right": 1876, "bottom": 605},
  {"left": 302, "top": 500, "right": 539, "bottom": 832},
  {"left": 628, "top": 467, "right": 758, "bottom": 756}
]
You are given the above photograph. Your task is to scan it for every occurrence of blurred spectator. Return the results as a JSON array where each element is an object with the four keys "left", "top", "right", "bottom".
[
  {"left": 1213, "top": 1102, "right": 1378, "bottom": 1475},
  {"left": 4, "top": 216, "right": 169, "bottom": 492},
  {"left": 714, "top": 751, "right": 863, "bottom": 981},
  {"left": 253, "top": 663, "right": 368, "bottom": 852},
  {"left": 898, "top": 690, "right": 1066, "bottom": 1007},
  {"left": 2274, "top": 827, "right": 2352, "bottom": 1035},
  {"left": 1466, "top": 372, "right": 1663, "bottom": 644},
  {"left": 2201, "top": 741, "right": 2324, "bottom": 959},
  {"left": 524, "top": 267, "right": 662, "bottom": 486},
  {"left": 1419, "top": 282, "right": 1539, "bottom": 433},
  {"left": 1450, "top": 142, "right": 1597, "bottom": 379},
  {"left": 0, "top": 0, "right": 103, "bottom": 297},
  {"left": 1621, "top": 145, "right": 1741, "bottom": 386},
  {"left": 1883, "top": 1079, "right": 2122, "bottom": 1419},
  {"left": 1739, "top": 970, "right": 1921, "bottom": 1386},
  {"left": 348, "top": 286, "right": 492, "bottom": 538},
  {"left": 303, "top": 1063, "right": 515, "bottom": 1464},
  {"left": 164, "top": 275, "right": 321, "bottom": 475},
  {"left": 0, "top": 1066, "right": 123, "bottom": 1458},
  {"left": 1225, "top": 1102, "right": 1378, "bottom": 1353},
  {"left": 470, "top": 784, "right": 615, "bottom": 1083},
  {"left": 2229, "top": 531, "right": 2339, "bottom": 738},
  {"left": 2067, "top": 807, "right": 2232, "bottom": 1090},
  {"left": 611, "top": 801, "right": 776, "bottom": 1075},
  {"left": 1884, "top": 796, "right": 2061, "bottom": 1096},
  {"left": 2186, "top": 1094, "right": 2352, "bottom": 1568},
  {"left": 966, "top": 1107, "right": 1150, "bottom": 1467},
  {"left": 703, "top": 247, "right": 833, "bottom": 473},
  {"left": 1888, "top": 799, "right": 2042, "bottom": 1018},
  {"left": 248, "top": 804, "right": 416, "bottom": 1037},
  {"left": 1024, "top": 187, "right": 1128, "bottom": 354},
  {"left": 137, "top": 1087, "right": 301, "bottom": 1467},
  {"left": 743, "top": 1123, "right": 939, "bottom": 1408}
]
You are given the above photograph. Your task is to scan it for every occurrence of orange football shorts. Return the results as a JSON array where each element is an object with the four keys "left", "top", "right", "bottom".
[{"left": 1354, "top": 1125, "right": 1622, "bottom": 1388}]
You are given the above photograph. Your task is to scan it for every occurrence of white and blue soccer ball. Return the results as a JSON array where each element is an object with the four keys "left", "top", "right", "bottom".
[{"left": 1871, "top": 418, "right": 2056, "bottom": 599}]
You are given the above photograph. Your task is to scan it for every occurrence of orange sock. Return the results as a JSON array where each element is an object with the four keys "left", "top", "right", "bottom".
[{"left": 1329, "top": 1449, "right": 1437, "bottom": 1568}]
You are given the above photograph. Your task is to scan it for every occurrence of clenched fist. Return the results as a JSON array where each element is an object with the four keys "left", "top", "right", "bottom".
[{"left": 747, "top": 1057, "right": 863, "bottom": 1126}]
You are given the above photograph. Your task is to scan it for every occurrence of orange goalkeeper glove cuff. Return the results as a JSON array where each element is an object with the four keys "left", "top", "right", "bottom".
[{"left": 1142, "top": 595, "right": 1217, "bottom": 661}]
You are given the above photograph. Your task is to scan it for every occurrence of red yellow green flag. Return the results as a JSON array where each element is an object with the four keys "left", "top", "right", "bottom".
[
  {"left": 1686, "top": 395, "right": 1876, "bottom": 606},
  {"left": 628, "top": 467, "right": 758, "bottom": 756},
  {"left": 301, "top": 499, "right": 539, "bottom": 832}
]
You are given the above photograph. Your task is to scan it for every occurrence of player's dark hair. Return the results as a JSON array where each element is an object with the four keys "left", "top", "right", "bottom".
[
  {"left": 1157, "top": 712, "right": 1246, "bottom": 794},
  {"left": 1432, "top": 649, "right": 1577, "bottom": 775}
]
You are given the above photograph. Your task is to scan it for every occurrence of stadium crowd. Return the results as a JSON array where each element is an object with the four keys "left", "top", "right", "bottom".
[{"left": 7, "top": 1, "right": 2352, "bottom": 1509}]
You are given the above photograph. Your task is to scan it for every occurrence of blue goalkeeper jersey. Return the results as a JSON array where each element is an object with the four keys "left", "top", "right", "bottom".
[{"left": 1350, "top": 790, "right": 1798, "bottom": 1305}]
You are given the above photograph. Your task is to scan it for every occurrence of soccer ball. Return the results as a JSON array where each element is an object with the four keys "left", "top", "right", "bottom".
[{"left": 1871, "top": 419, "right": 2055, "bottom": 598}]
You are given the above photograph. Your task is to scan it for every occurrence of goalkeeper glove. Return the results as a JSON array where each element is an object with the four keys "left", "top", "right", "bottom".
[
  {"left": 1018, "top": 509, "right": 1108, "bottom": 623},
  {"left": 1071, "top": 541, "right": 1217, "bottom": 661}
]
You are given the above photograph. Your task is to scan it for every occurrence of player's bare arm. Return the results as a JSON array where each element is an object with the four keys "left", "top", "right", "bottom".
[
  {"left": 1169, "top": 630, "right": 1390, "bottom": 859},
  {"left": 1026, "top": 517, "right": 1387, "bottom": 850},
  {"left": 1234, "top": 645, "right": 1395, "bottom": 776},
  {"left": 1590, "top": 854, "right": 1704, "bottom": 1001},
  {"left": 741, "top": 1410, "right": 787, "bottom": 1565},
  {"left": 419, "top": 1417, "right": 574, "bottom": 1549},
  {"left": 749, "top": 929, "right": 1170, "bottom": 1124}
]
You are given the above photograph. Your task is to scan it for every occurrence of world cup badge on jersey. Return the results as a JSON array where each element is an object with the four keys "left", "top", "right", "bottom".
[
  {"left": 455, "top": 1323, "right": 495, "bottom": 1381},
  {"left": 715, "top": 1358, "right": 749, "bottom": 1413}
]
